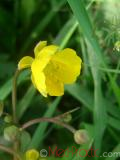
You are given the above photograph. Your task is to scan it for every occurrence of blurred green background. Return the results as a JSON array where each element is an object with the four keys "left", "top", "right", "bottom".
[{"left": 0, "top": 0, "right": 120, "bottom": 159}]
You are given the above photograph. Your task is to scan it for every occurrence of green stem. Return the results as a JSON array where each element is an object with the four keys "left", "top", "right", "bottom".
[
  {"left": 84, "top": 63, "right": 120, "bottom": 74},
  {"left": 12, "top": 69, "right": 20, "bottom": 160},
  {"left": 12, "top": 69, "right": 20, "bottom": 124}
]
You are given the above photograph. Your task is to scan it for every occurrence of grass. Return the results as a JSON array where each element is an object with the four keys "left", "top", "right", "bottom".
[{"left": 0, "top": 0, "right": 120, "bottom": 160}]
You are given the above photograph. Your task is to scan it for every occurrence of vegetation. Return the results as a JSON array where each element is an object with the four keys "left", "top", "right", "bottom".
[{"left": 0, "top": 0, "right": 120, "bottom": 159}]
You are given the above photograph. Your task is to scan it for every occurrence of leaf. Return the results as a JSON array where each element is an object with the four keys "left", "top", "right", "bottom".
[
  {"left": 54, "top": 16, "right": 78, "bottom": 49},
  {"left": 20, "top": 0, "right": 36, "bottom": 27},
  {"left": 20, "top": 0, "right": 66, "bottom": 54},
  {"left": 67, "top": 0, "right": 107, "bottom": 155},
  {"left": 16, "top": 85, "right": 36, "bottom": 120},
  {"left": 20, "top": 131, "right": 31, "bottom": 153},
  {"left": 65, "top": 84, "right": 93, "bottom": 111},
  {"left": 104, "top": 143, "right": 120, "bottom": 160},
  {"left": 0, "top": 70, "right": 29, "bottom": 101},
  {"left": 108, "top": 116, "right": 120, "bottom": 131},
  {"left": 28, "top": 97, "right": 61, "bottom": 149}
]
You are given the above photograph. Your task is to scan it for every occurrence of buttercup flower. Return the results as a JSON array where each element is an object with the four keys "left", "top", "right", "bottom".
[
  {"left": 25, "top": 149, "right": 39, "bottom": 160},
  {"left": 18, "top": 41, "right": 82, "bottom": 97}
]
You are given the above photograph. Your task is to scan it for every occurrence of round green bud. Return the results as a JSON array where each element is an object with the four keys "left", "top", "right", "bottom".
[
  {"left": 63, "top": 113, "right": 72, "bottom": 123},
  {"left": 4, "top": 125, "right": 20, "bottom": 142},
  {"left": 74, "top": 129, "right": 89, "bottom": 144},
  {"left": 4, "top": 115, "right": 12, "bottom": 123},
  {"left": 114, "top": 41, "right": 120, "bottom": 51}
]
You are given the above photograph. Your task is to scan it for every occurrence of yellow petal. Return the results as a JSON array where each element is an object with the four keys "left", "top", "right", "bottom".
[
  {"left": 34, "top": 41, "right": 47, "bottom": 58},
  {"left": 45, "top": 73, "right": 64, "bottom": 96},
  {"left": 31, "top": 59, "right": 47, "bottom": 97},
  {"left": 50, "top": 48, "right": 82, "bottom": 84},
  {"left": 37, "top": 45, "right": 58, "bottom": 59},
  {"left": 33, "top": 45, "right": 59, "bottom": 72},
  {"left": 26, "top": 149, "right": 39, "bottom": 160},
  {"left": 18, "top": 56, "right": 34, "bottom": 70}
]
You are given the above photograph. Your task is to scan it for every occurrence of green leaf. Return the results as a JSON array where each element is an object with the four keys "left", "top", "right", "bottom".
[
  {"left": 28, "top": 97, "right": 61, "bottom": 149},
  {"left": 108, "top": 116, "right": 120, "bottom": 131},
  {"left": 104, "top": 143, "right": 120, "bottom": 160},
  {"left": 67, "top": 0, "right": 107, "bottom": 155},
  {"left": 20, "top": 131, "right": 31, "bottom": 152},
  {"left": 20, "top": 0, "right": 66, "bottom": 54},
  {"left": 0, "top": 70, "right": 29, "bottom": 101},
  {"left": 66, "top": 83, "right": 120, "bottom": 130},
  {"left": 65, "top": 84, "right": 93, "bottom": 112},
  {"left": 16, "top": 85, "right": 36, "bottom": 120},
  {"left": 21, "top": 0, "right": 36, "bottom": 26},
  {"left": 54, "top": 16, "right": 78, "bottom": 49}
]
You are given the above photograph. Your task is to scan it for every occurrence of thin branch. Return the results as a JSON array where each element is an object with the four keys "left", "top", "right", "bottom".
[
  {"left": 0, "top": 144, "right": 20, "bottom": 160},
  {"left": 84, "top": 63, "right": 120, "bottom": 74},
  {"left": 21, "top": 117, "right": 76, "bottom": 134},
  {"left": 12, "top": 69, "right": 20, "bottom": 124},
  {"left": 54, "top": 107, "right": 80, "bottom": 120},
  {"left": 12, "top": 69, "right": 20, "bottom": 160}
]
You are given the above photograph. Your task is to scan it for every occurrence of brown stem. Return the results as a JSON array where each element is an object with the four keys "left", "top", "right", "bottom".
[
  {"left": 12, "top": 69, "right": 20, "bottom": 124},
  {"left": 12, "top": 69, "right": 21, "bottom": 160},
  {"left": 0, "top": 144, "right": 21, "bottom": 160},
  {"left": 54, "top": 107, "right": 80, "bottom": 120},
  {"left": 21, "top": 117, "right": 76, "bottom": 134}
]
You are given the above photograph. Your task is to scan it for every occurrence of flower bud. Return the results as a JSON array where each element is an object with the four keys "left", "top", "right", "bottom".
[
  {"left": 4, "top": 125, "right": 20, "bottom": 142},
  {"left": 114, "top": 41, "right": 120, "bottom": 51},
  {"left": 62, "top": 113, "right": 72, "bottom": 123},
  {"left": 74, "top": 129, "right": 89, "bottom": 144},
  {"left": 25, "top": 149, "right": 39, "bottom": 160},
  {"left": 4, "top": 115, "right": 12, "bottom": 123}
]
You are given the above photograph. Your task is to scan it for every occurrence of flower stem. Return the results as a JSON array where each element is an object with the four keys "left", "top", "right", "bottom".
[
  {"left": 12, "top": 69, "right": 20, "bottom": 124},
  {"left": 12, "top": 69, "right": 20, "bottom": 160},
  {"left": 0, "top": 144, "right": 21, "bottom": 160},
  {"left": 21, "top": 117, "right": 76, "bottom": 134}
]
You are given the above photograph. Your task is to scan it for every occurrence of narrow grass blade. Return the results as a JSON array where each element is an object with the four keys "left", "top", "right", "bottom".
[
  {"left": 108, "top": 116, "right": 120, "bottom": 131},
  {"left": 67, "top": 0, "right": 107, "bottom": 155},
  {"left": 0, "top": 70, "right": 29, "bottom": 100},
  {"left": 54, "top": 16, "right": 78, "bottom": 49},
  {"left": 20, "top": 0, "right": 66, "bottom": 54},
  {"left": 28, "top": 97, "right": 61, "bottom": 149},
  {"left": 65, "top": 84, "right": 93, "bottom": 112},
  {"left": 66, "top": 83, "right": 120, "bottom": 120},
  {"left": 104, "top": 143, "right": 120, "bottom": 160},
  {"left": 16, "top": 85, "right": 36, "bottom": 119}
]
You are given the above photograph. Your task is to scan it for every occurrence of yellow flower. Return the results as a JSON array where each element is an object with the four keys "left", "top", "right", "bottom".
[
  {"left": 25, "top": 149, "right": 39, "bottom": 160},
  {"left": 18, "top": 41, "right": 82, "bottom": 97}
]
